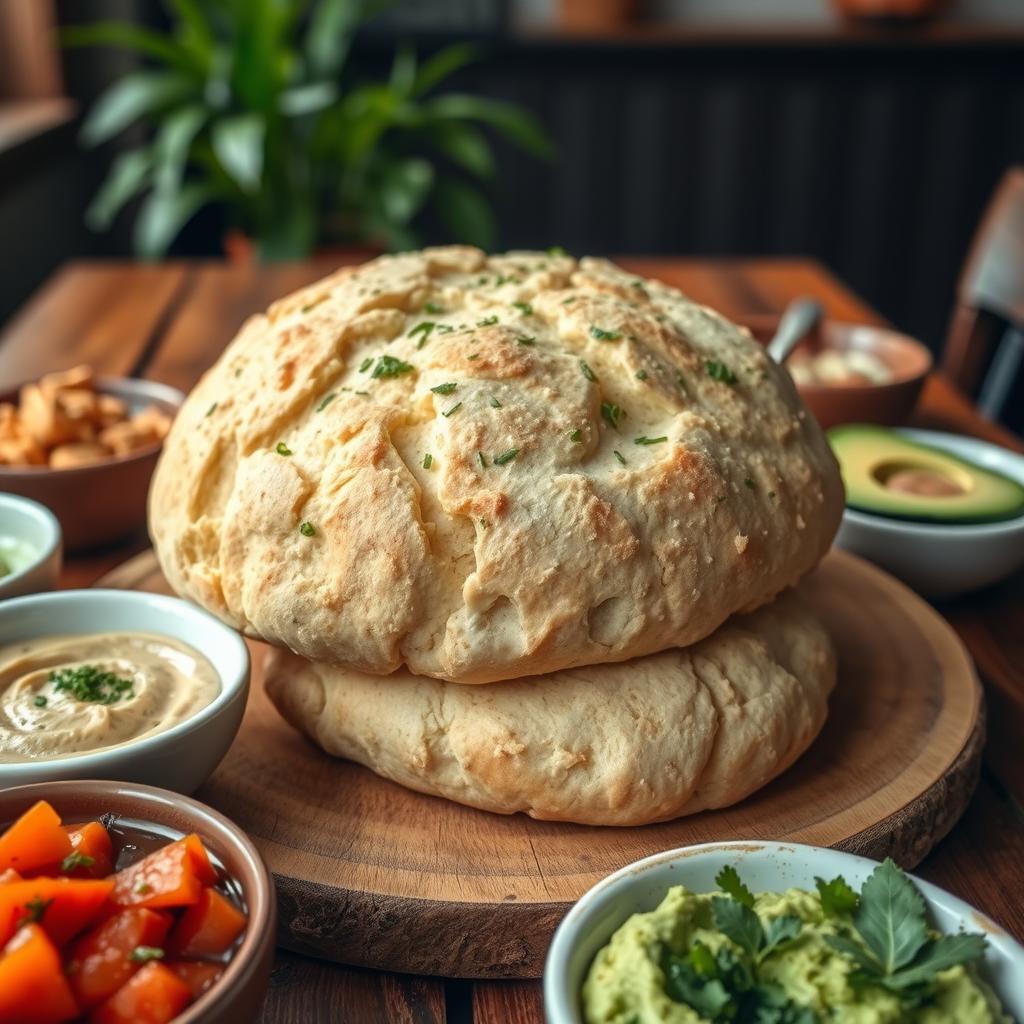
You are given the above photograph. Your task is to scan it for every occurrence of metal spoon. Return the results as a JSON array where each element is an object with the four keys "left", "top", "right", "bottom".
[{"left": 767, "top": 298, "right": 824, "bottom": 365}]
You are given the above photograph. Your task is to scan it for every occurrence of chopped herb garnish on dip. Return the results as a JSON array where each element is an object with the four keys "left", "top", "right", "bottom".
[
  {"left": 442, "top": 402, "right": 462, "bottom": 418},
  {"left": 33, "top": 695, "right": 47, "bottom": 708},
  {"left": 580, "top": 360, "right": 597, "bottom": 382},
  {"left": 424, "top": 301, "right": 444, "bottom": 315},
  {"left": 359, "top": 357, "right": 373, "bottom": 373},
  {"left": 430, "top": 382, "right": 458, "bottom": 395},
  {"left": 477, "top": 316, "right": 499, "bottom": 327},
  {"left": 601, "top": 402, "right": 626, "bottom": 430},
  {"left": 316, "top": 393, "right": 337, "bottom": 411},
  {"left": 490, "top": 397, "right": 502, "bottom": 408},
  {"left": 408, "top": 322, "right": 435, "bottom": 348},
  {"left": 422, "top": 453, "right": 433, "bottom": 469},
  {"left": 61, "top": 851, "right": 95, "bottom": 873},
  {"left": 513, "top": 301, "right": 533, "bottom": 316},
  {"left": 705, "top": 359, "right": 737, "bottom": 384},
  {"left": 49, "top": 666, "right": 134, "bottom": 705},
  {"left": 516, "top": 335, "right": 536, "bottom": 346},
  {"left": 373, "top": 355, "right": 415, "bottom": 378},
  {"left": 493, "top": 448, "right": 519, "bottom": 466},
  {"left": 299, "top": 522, "right": 316, "bottom": 537},
  {"left": 570, "top": 429, "right": 583, "bottom": 443},
  {"left": 635, "top": 436, "right": 667, "bottom": 446},
  {"left": 613, "top": 450, "right": 627, "bottom": 465},
  {"left": 590, "top": 326, "right": 622, "bottom": 342},
  {"left": 635, "top": 369, "right": 649, "bottom": 381},
  {"left": 130, "top": 946, "right": 165, "bottom": 963},
  {"left": 275, "top": 442, "right": 292, "bottom": 456}
]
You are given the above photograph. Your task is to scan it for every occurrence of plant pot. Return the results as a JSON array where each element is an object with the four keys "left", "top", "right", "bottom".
[
  {"left": 833, "top": 0, "right": 949, "bottom": 22},
  {"left": 223, "top": 230, "right": 383, "bottom": 267},
  {"left": 560, "top": 0, "right": 639, "bottom": 33}
]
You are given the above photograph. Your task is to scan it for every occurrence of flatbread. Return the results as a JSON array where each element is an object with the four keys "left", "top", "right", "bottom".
[{"left": 264, "top": 586, "right": 835, "bottom": 826}]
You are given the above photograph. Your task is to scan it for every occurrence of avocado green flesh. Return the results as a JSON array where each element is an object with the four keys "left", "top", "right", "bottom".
[{"left": 828, "top": 425, "right": 1024, "bottom": 524}]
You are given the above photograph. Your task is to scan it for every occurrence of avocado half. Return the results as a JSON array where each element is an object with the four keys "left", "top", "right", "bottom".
[{"left": 828, "top": 425, "right": 1024, "bottom": 524}]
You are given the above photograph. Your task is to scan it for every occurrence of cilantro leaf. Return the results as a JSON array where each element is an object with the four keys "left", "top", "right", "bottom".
[
  {"left": 762, "top": 916, "right": 802, "bottom": 956},
  {"left": 874, "top": 934, "right": 988, "bottom": 991},
  {"left": 816, "top": 875, "right": 859, "bottom": 918},
  {"left": 855, "top": 858, "right": 929, "bottom": 974},
  {"left": 716, "top": 865, "right": 755, "bottom": 908},
  {"left": 660, "top": 947, "right": 733, "bottom": 1018},
  {"left": 824, "top": 934, "right": 878, "bottom": 974},
  {"left": 712, "top": 896, "right": 764, "bottom": 960}
]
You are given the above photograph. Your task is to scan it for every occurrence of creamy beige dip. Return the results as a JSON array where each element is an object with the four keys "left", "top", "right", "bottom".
[{"left": 0, "top": 632, "right": 220, "bottom": 762}]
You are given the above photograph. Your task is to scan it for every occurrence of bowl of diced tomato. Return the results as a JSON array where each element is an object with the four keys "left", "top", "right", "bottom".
[{"left": 0, "top": 780, "right": 276, "bottom": 1024}]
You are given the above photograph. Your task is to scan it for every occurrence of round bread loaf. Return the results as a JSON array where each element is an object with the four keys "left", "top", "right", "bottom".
[
  {"left": 264, "top": 586, "right": 835, "bottom": 826},
  {"left": 149, "top": 247, "right": 842, "bottom": 683}
]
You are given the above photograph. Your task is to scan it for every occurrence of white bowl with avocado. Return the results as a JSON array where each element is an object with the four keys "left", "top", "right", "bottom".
[
  {"left": 544, "top": 841, "right": 1024, "bottom": 1024},
  {"left": 830, "top": 427, "right": 1024, "bottom": 599},
  {"left": 0, "top": 492, "right": 62, "bottom": 600}
]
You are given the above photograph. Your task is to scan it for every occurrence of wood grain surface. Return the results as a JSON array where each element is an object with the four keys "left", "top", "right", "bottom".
[
  {"left": 4, "top": 258, "right": 1023, "bottom": 1021},
  {"left": 97, "top": 546, "right": 983, "bottom": 977}
]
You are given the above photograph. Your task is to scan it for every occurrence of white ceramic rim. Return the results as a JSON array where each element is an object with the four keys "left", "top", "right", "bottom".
[
  {"left": 0, "top": 492, "right": 62, "bottom": 594},
  {"left": 0, "top": 588, "right": 249, "bottom": 780},
  {"left": 544, "top": 840, "right": 1024, "bottom": 1024},
  {"left": 841, "top": 427, "right": 1024, "bottom": 537}
]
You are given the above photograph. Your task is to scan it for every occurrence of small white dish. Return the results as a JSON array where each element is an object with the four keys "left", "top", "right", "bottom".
[
  {"left": 0, "top": 589, "right": 249, "bottom": 793},
  {"left": 544, "top": 840, "right": 1024, "bottom": 1024},
  {"left": 0, "top": 492, "right": 62, "bottom": 600},
  {"left": 834, "top": 428, "right": 1024, "bottom": 598}
]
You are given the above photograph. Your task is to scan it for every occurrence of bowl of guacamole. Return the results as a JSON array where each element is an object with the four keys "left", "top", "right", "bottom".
[
  {"left": 544, "top": 842, "right": 1024, "bottom": 1024},
  {"left": 0, "top": 493, "right": 62, "bottom": 600}
]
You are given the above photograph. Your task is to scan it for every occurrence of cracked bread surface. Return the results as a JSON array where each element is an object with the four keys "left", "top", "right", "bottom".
[
  {"left": 149, "top": 247, "right": 842, "bottom": 683},
  {"left": 264, "top": 585, "right": 835, "bottom": 825}
]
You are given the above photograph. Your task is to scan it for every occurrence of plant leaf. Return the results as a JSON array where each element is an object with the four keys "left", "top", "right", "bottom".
[
  {"left": 153, "top": 104, "right": 206, "bottom": 192},
  {"left": 426, "top": 94, "right": 553, "bottom": 157},
  {"left": 660, "top": 948, "right": 733, "bottom": 1018},
  {"left": 854, "top": 859, "right": 929, "bottom": 974},
  {"left": 133, "top": 183, "right": 213, "bottom": 259},
  {"left": 432, "top": 178, "right": 496, "bottom": 250},
  {"left": 305, "top": 0, "right": 376, "bottom": 79},
  {"left": 716, "top": 865, "right": 756, "bottom": 908},
  {"left": 712, "top": 896, "right": 764, "bottom": 959},
  {"left": 413, "top": 43, "right": 478, "bottom": 96},
  {"left": 79, "top": 72, "right": 193, "bottom": 146},
  {"left": 377, "top": 158, "right": 434, "bottom": 225},
  {"left": 389, "top": 44, "right": 418, "bottom": 98},
  {"left": 61, "top": 22, "right": 200, "bottom": 74},
  {"left": 85, "top": 148, "right": 152, "bottom": 230},
  {"left": 279, "top": 82, "right": 338, "bottom": 117},
  {"left": 167, "top": 0, "right": 215, "bottom": 60},
  {"left": 432, "top": 122, "right": 495, "bottom": 178},
  {"left": 815, "top": 875, "right": 859, "bottom": 919},
  {"left": 882, "top": 934, "right": 988, "bottom": 990},
  {"left": 762, "top": 916, "right": 802, "bottom": 956},
  {"left": 212, "top": 114, "right": 265, "bottom": 193},
  {"left": 824, "top": 934, "right": 880, "bottom": 974}
]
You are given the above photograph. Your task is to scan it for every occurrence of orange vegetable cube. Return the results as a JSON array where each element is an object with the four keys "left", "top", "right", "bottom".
[
  {"left": 0, "top": 877, "right": 114, "bottom": 948},
  {"left": 109, "top": 834, "right": 214, "bottom": 910},
  {"left": 168, "top": 887, "right": 246, "bottom": 957},
  {"left": 62, "top": 822, "right": 114, "bottom": 878},
  {"left": 0, "top": 802, "right": 72, "bottom": 875},
  {"left": 165, "top": 960, "right": 223, "bottom": 1000},
  {"left": 0, "top": 923, "right": 79, "bottom": 1023},
  {"left": 89, "top": 961, "right": 192, "bottom": 1024},
  {"left": 68, "top": 908, "right": 173, "bottom": 1009}
]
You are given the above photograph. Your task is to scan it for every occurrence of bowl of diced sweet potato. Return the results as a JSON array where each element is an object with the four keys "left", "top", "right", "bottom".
[
  {"left": 0, "top": 366, "right": 183, "bottom": 552},
  {"left": 0, "top": 782, "right": 276, "bottom": 1024}
]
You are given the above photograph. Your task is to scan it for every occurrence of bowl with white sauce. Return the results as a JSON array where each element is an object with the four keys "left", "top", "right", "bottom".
[
  {"left": 0, "top": 589, "right": 249, "bottom": 791},
  {"left": 0, "top": 492, "right": 62, "bottom": 600}
]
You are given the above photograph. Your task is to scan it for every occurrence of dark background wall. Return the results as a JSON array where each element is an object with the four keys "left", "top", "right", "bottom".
[{"left": 4, "top": 2, "right": 1024, "bottom": 363}]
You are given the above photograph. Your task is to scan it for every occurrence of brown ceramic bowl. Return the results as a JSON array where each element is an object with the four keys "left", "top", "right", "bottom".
[
  {"left": 0, "top": 780, "right": 275, "bottom": 1023},
  {"left": 743, "top": 316, "right": 933, "bottom": 431},
  {"left": 0, "top": 377, "right": 183, "bottom": 553}
]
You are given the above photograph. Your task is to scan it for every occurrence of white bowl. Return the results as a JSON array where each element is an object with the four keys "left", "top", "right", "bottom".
[
  {"left": 544, "top": 840, "right": 1024, "bottom": 1024},
  {"left": 0, "top": 492, "right": 62, "bottom": 600},
  {"left": 834, "top": 428, "right": 1024, "bottom": 599},
  {"left": 0, "top": 589, "right": 249, "bottom": 792}
]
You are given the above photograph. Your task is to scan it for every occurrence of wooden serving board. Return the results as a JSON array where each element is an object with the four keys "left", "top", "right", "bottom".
[{"left": 99, "top": 548, "right": 983, "bottom": 979}]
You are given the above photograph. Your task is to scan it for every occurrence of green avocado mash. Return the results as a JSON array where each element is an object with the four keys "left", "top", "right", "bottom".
[{"left": 582, "top": 866, "right": 1011, "bottom": 1024}]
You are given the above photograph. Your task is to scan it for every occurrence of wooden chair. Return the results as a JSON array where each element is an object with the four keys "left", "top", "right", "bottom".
[{"left": 943, "top": 167, "right": 1024, "bottom": 422}]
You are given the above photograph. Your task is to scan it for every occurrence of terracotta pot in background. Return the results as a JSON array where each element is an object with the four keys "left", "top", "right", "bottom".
[
  {"left": 223, "top": 230, "right": 383, "bottom": 267},
  {"left": 560, "top": 0, "right": 640, "bottom": 32},
  {"left": 833, "top": 0, "right": 949, "bottom": 22}
]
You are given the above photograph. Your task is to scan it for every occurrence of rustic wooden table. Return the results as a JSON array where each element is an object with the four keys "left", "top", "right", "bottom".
[{"left": 2, "top": 257, "right": 1022, "bottom": 1024}]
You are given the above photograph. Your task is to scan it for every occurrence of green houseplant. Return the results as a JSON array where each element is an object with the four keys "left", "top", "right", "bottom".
[{"left": 64, "top": 0, "right": 551, "bottom": 259}]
